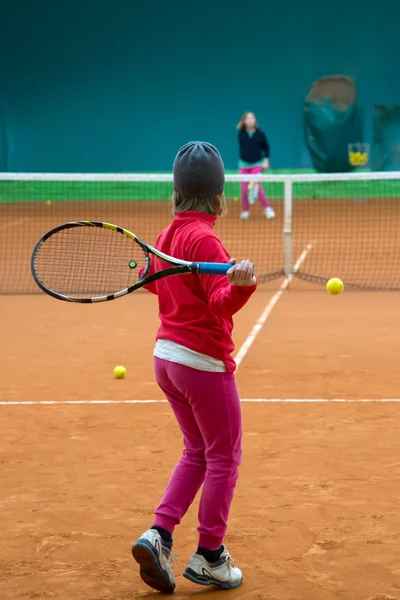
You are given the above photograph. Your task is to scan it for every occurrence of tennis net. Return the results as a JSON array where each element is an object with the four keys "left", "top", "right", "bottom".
[{"left": 0, "top": 172, "right": 399, "bottom": 293}]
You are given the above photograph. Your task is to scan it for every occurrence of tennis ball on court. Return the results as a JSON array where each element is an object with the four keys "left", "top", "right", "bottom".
[
  {"left": 46, "top": 200, "right": 52, "bottom": 206},
  {"left": 326, "top": 278, "right": 344, "bottom": 295},
  {"left": 233, "top": 197, "right": 239, "bottom": 202},
  {"left": 113, "top": 365, "right": 126, "bottom": 379}
]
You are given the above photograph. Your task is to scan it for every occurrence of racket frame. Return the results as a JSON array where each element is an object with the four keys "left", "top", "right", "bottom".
[{"left": 31, "top": 221, "right": 231, "bottom": 303}]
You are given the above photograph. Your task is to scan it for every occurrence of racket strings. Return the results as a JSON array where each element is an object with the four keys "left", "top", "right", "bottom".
[{"left": 34, "top": 226, "right": 148, "bottom": 299}]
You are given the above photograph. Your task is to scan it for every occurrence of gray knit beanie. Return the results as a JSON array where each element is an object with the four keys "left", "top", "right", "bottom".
[{"left": 173, "top": 141, "right": 225, "bottom": 197}]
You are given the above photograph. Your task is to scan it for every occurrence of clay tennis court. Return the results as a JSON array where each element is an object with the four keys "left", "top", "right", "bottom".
[{"left": 2, "top": 188, "right": 400, "bottom": 599}]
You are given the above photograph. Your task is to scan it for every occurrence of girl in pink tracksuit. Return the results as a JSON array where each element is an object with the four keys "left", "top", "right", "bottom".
[
  {"left": 131, "top": 141, "right": 256, "bottom": 594},
  {"left": 237, "top": 111, "right": 275, "bottom": 220}
]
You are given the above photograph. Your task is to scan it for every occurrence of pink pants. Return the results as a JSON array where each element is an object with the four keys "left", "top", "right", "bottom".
[
  {"left": 240, "top": 165, "right": 270, "bottom": 211},
  {"left": 152, "top": 357, "right": 242, "bottom": 549}
]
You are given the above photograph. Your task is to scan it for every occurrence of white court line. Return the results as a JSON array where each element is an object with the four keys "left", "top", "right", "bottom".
[
  {"left": 1, "top": 398, "right": 400, "bottom": 406},
  {"left": 0, "top": 217, "right": 29, "bottom": 232},
  {"left": 0, "top": 239, "right": 388, "bottom": 408},
  {"left": 234, "top": 243, "right": 313, "bottom": 369}
]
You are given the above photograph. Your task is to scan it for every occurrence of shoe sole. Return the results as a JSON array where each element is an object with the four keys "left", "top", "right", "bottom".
[
  {"left": 183, "top": 568, "right": 243, "bottom": 590},
  {"left": 132, "top": 540, "right": 175, "bottom": 594}
]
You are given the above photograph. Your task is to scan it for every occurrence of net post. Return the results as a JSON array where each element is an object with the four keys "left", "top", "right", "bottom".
[{"left": 284, "top": 177, "right": 293, "bottom": 276}]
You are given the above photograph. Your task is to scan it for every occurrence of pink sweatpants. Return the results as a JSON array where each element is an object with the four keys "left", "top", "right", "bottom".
[
  {"left": 240, "top": 165, "right": 270, "bottom": 212},
  {"left": 152, "top": 357, "right": 242, "bottom": 549}
]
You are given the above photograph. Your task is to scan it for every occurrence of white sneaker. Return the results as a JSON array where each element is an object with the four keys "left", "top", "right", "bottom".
[
  {"left": 240, "top": 210, "right": 250, "bottom": 220},
  {"left": 131, "top": 529, "right": 176, "bottom": 593},
  {"left": 265, "top": 206, "right": 275, "bottom": 219},
  {"left": 183, "top": 546, "right": 243, "bottom": 590}
]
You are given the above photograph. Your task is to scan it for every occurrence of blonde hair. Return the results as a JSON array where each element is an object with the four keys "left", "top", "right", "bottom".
[
  {"left": 236, "top": 111, "right": 258, "bottom": 130},
  {"left": 172, "top": 192, "right": 227, "bottom": 217}
]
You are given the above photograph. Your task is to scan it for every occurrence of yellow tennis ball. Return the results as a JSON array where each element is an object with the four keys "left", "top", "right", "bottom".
[
  {"left": 326, "top": 278, "right": 344, "bottom": 295},
  {"left": 46, "top": 200, "right": 52, "bottom": 206},
  {"left": 113, "top": 365, "right": 126, "bottom": 379}
]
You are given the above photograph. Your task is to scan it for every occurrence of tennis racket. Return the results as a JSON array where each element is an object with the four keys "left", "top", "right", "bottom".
[
  {"left": 31, "top": 221, "right": 233, "bottom": 303},
  {"left": 247, "top": 182, "right": 259, "bottom": 205}
]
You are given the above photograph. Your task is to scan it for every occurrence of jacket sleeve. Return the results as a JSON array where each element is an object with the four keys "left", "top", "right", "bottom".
[
  {"left": 138, "top": 259, "right": 158, "bottom": 295},
  {"left": 192, "top": 235, "right": 257, "bottom": 318},
  {"left": 238, "top": 130, "right": 245, "bottom": 155},
  {"left": 259, "top": 131, "right": 270, "bottom": 159},
  {"left": 138, "top": 235, "right": 161, "bottom": 296}
]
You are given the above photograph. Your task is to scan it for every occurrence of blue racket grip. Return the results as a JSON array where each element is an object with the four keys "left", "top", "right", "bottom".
[{"left": 196, "top": 262, "right": 232, "bottom": 275}]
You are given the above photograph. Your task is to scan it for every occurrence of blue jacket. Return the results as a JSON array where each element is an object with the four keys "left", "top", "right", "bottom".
[{"left": 238, "top": 128, "right": 270, "bottom": 163}]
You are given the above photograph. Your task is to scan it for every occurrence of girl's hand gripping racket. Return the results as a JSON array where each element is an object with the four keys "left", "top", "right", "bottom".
[{"left": 31, "top": 221, "right": 233, "bottom": 303}]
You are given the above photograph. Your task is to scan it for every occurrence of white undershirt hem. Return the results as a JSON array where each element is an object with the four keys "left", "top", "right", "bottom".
[{"left": 153, "top": 339, "right": 227, "bottom": 372}]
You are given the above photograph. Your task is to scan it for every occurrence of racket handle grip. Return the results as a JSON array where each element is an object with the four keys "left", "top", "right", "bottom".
[{"left": 195, "top": 262, "right": 232, "bottom": 275}]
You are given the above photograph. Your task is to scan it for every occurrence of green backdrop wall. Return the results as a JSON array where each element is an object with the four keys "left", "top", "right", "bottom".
[{"left": 0, "top": 0, "right": 399, "bottom": 172}]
